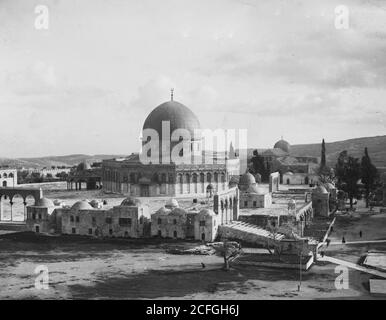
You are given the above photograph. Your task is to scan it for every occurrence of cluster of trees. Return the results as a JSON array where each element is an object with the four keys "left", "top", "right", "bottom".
[
  {"left": 17, "top": 170, "right": 69, "bottom": 184},
  {"left": 318, "top": 139, "right": 379, "bottom": 208},
  {"left": 335, "top": 148, "right": 379, "bottom": 208},
  {"left": 250, "top": 150, "right": 270, "bottom": 182}
]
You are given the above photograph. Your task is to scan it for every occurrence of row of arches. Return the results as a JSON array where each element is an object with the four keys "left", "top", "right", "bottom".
[
  {"left": 0, "top": 194, "right": 36, "bottom": 222},
  {"left": 103, "top": 170, "right": 228, "bottom": 186},
  {"left": 1, "top": 172, "right": 14, "bottom": 178}
]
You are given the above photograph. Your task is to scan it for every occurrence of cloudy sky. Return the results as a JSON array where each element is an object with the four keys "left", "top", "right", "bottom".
[{"left": 0, "top": 0, "right": 385, "bottom": 157}]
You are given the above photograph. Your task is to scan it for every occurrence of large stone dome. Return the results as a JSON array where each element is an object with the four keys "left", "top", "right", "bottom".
[
  {"left": 143, "top": 100, "right": 201, "bottom": 140},
  {"left": 274, "top": 139, "right": 290, "bottom": 153}
]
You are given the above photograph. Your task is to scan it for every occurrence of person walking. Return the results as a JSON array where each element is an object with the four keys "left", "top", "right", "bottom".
[
  {"left": 359, "top": 230, "right": 362, "bottom": 238},
  {"left": 342, "top": 236, "right": 346, "bottom": 244}
]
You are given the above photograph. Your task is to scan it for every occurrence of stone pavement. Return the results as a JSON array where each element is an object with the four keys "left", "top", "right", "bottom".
[{"left": 318, "top": 255, "right": 386, "bottom": 279}]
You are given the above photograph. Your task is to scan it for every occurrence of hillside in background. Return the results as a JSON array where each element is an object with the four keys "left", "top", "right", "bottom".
[
  {"left": 0, "top": 154, "right": 126, "bottom": 169},
  {"left": 290, "top": 135, "right": 386, "bottom": 168},
  {"left": 1, "top": 135, "right": 385, "bottom": 169},
  {"left": 243, "top": 135, "right": 386, "bottom": 169}
]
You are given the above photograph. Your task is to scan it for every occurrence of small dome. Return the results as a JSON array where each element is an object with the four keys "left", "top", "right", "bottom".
[
  {"left": 121, "top": 197, "right": 141, "bottom": 206},
  {"left": 285, "top": 171, "right": 294, "bottom": 175},
  {"left": 36, "top": 197, "right": 54, "bottom": 207},
  {"left": 313, "top": 185, "right": 328, "bottom": 194},
  {"left": 165, "top": 198, "right": 179, "bottom": 209},
  {"left": 71, "top": 200, "right": 93, "bottom": 211},
  {"left": 274, "top": 139, "right": 290, "bottom": 153},
  {"left": 77, "top": 162, "right": 91, "bottom": 171},
  {"left": 239, "top": 172, "right": 256, "bottom": 185}
]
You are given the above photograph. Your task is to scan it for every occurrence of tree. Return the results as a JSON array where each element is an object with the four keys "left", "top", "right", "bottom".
[
  {"left": 361, "top": 147, "right": 378, "bottom": 208},
  {"left": 251, "top": 150, "right": 268, "bottom": 181},
  {"left": 335, "top": 151, "right": 361, "bottom": 208},
  {"left": 321, "top": 138, "right": 326, "bottom": 168},
  {"left": 213, "top": 240, "right": 242, "bottom": 271},
  {"left": 318, "top": 139, "right": 335, "bottom": 183}
]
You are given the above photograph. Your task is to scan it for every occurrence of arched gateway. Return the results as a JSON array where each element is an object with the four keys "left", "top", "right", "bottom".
[{"left": 0, "top": 187, "right": 43, "bottom": 222}]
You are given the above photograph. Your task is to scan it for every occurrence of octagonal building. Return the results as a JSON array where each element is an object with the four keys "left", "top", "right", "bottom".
[{"left": 102, "top": 94, "right": 240, "bottom": 197}]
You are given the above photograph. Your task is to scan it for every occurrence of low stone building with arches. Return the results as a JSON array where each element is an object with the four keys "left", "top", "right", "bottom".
[{"left": 0, "top": 187, "right": 43, "bottom": 221}]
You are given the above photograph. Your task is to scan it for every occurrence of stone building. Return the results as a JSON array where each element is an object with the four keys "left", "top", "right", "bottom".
[
  {"left": 58, "top": 198, "right": 150, "bottom": 238},
  {"left": 26, "top": 197, "right": 57, "bottom": 233},
  {"left": 102, "top": 95, "right": 240, "bottom": 197},
  {"left": 0, "top": 168, "right": 17, "bottom": 187},
  {"left": 258, "top": 138, "right": 319, "bottom": 184},
  {"left": 151, "top": 187, "right": 239, "bottom": 242},
  {"left": 150, "top": 199, "right": 220, "bottom": 242},
  {"left": 311, "top": 185, "right": 331, "bottom": 217},
  {"left": 282, "top": 171, "right": 319, "bottom": 185},
  {"left": 26, "top": 197, "right": 151, "bottom": 238},
  {"left": 238, "top": 172, "right": 272, "bottom": 209}
]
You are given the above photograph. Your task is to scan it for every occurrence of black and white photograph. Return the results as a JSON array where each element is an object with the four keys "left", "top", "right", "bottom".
[{"left": 0, "top": 0, "right": 386, "bottom": 305}]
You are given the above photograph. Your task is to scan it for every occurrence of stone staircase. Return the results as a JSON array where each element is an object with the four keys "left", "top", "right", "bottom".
[{"left": 219, "top": 220, "right": 285, "bottom": 245}]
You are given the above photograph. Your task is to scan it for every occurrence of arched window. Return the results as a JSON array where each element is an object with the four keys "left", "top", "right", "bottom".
[{"left": 207, "top": 173, "right": 212, "bottom": 183}]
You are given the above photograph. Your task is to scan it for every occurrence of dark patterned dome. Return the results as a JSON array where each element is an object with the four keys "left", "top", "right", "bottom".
[
  {"left": 77, "top": 162, "right": 91, "bottom": 171},
  {"left": 274, "top": 139, "right": 290, "bottom": 153},
  {"left": 143, "top": 100, "right": 201, "bottom": 140},
  {"left": 239, "top": 172, "right": 256, "bottom": 186},
  {"left": 121, "top": 197, "right": 141, "bottom": 206}
]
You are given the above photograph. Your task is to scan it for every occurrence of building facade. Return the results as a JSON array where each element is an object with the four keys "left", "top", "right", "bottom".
[
  {"left": 238, "top": 172, "right": 272, "bottom": 209},
  {"left": 0, "top": 168, "right": 17, "bottom": 187}
]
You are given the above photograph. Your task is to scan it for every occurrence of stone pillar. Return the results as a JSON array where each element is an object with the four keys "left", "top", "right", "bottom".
[{"left": 10, "top": 201, "right": 13, "bottom": 222}]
